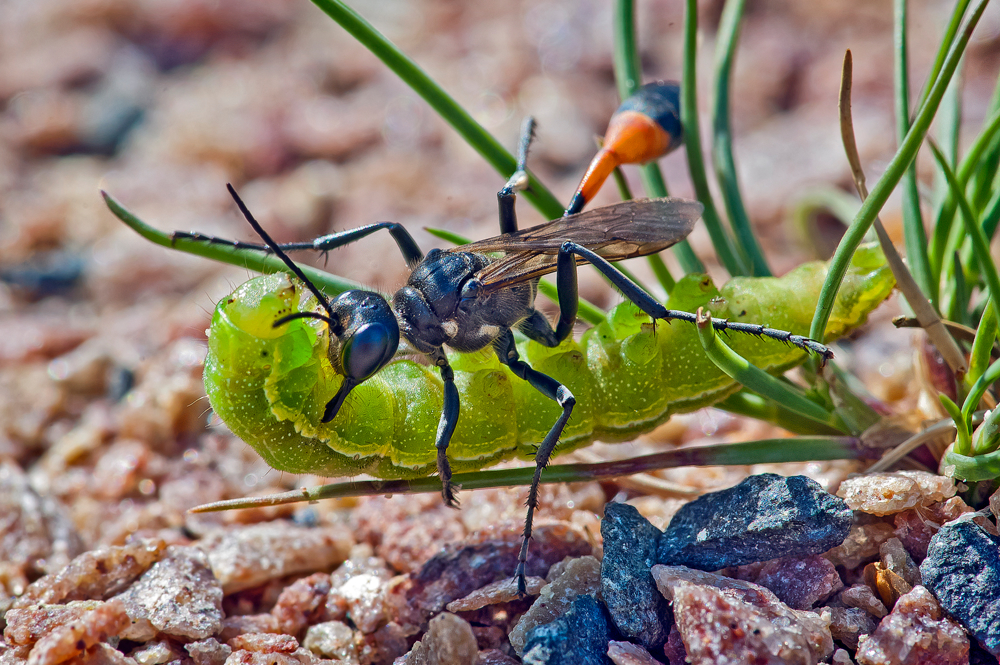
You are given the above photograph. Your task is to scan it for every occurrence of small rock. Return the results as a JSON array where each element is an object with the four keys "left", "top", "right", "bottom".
[
  {"left": 509, "top": 556, "right": 602, "bottom": 655},
  {"left": 326, "top": 554, "right": 392, "bottom": 635},
  {"left": 855, "top": 586, "right": 968, "bottom": 665},
  {"left": 270, "top": 573, "right": 331, "bottom": 637},
  {"left": 825, "top": 521, "right": 896, "bottom": 569},
  {"left": 13, "top": 540, "right": 165, "bottom": 609},
  {"left": 734, "top": 554, "right": 843, "bottom": 610},
  {"left": 227, "top": 633, "right": 298, "bottom": 654},
  {"left": 388, "top": 524, "right": 590, "bottom": 631},
  {"left": 831, "top": 649, "right": 856, "bottom": 665},
  {"left": 879, "top": 538, "right": 921, "bottom": 588},
  {"left": 23, "top": 599, "right": 129, "bottom": 665},
  {"left": 825, "top": 605, "right": 878, "bottom": 650},
  {"left": 445, "top": 576, "right": 545, "bottom": 613},
  {"left": 0, "top": 462, "right": 83, "bottom": 578},
  {"left": 606, "top": 641, "right": 660, "bottom": 665},
  {"left": 398, "top": 613, "right": 477, "bottom": 665},
  {"left": 841, "top": 584, "right": 888, "bottom": 619},
  {"left": 837, "top": 473, "right": 921, "bottom": 515},
  {"left": 128, "top": 640, "right": 185, "bottom": 665},
  {"left": 920, "top": 520, "right": 1000, "bottom": 656},
  {"left": 837, "top": 471, "right": 954, "bottom": 516},
  {"left": 652, "top": 565, "right": 834, "bottom": 665},
  {"left": 198, "top": 522, "right": 352, "bottom": 594},
  {"left": 893, "top": 497, "right": 972, "bottom": 562},
  {"left": 600, "top": 502, "right": 670, "bottom": 649},
  {"left": 657, "top": 474, "right": 852, "bottom": 570},
  {"left": 662, "top": 627, "right": 687, "bottom": 665},
  {"left": 302, "top": 622, "right": 358, "bottom": 663},
  {"left": 522, "top": 595, "right": 611, "bottom": 665},
  {"left": 185, "top": 639, "right": 232, "bottom": 665},
  {"left": 114, "top": 545, "right": 223, "bottom": 640}
]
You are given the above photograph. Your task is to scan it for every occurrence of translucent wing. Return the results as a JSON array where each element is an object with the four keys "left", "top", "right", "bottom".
[{"left": 454, "top": 197, "right": 702, "bottom": 293}]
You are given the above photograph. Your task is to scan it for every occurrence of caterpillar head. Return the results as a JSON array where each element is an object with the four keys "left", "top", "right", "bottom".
[{"left": 225, "top": 184, "right": 400, "bottom": 426}]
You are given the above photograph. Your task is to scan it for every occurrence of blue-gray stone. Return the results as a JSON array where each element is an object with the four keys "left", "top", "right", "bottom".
[
  {"left": 522, "top": 595, "right": 612, "bottom": 665},
  {"left": 920, "top": 520, "right": 1000, "bottom": 657},
  {"left": 657, "top": 473, "right": 853, "bottom": 571},
  {"left": 600, "top": 502, "right": 670, "bottom": 649}
]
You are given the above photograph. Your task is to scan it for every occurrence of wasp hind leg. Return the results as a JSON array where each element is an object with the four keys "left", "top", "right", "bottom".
[
  {"left": 516, "top": 242, "right": 580, "bottom": 347},
  {"left": 555, "top": 240, "right": 833, "bottom": 359},
  {"left": 494, "top": 331, "right": 575, "bottom": 596}
]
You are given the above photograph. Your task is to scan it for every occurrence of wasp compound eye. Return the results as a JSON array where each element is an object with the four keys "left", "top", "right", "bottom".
[{"left": 342, "top": 322, "right": 398, "bottom": 382}]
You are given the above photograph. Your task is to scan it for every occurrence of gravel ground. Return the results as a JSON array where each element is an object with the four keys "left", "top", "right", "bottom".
[{"left": 3, "top": 0, "right": 1000, "bottom": 663}]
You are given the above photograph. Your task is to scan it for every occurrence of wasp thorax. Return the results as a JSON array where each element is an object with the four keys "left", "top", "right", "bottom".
[{"left": 393, "top": 285, "right": 448, "bottom": 354}]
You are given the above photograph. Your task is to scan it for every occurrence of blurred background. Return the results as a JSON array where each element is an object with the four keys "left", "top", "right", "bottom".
[{"left": 1, "top": 0, "right": 999, "bottom": 546}]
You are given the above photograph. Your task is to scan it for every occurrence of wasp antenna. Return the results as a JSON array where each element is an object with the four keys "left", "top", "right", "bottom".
[
  {"left": 272, "top": 310, "right": 340, "bottom": 330},
  {"left": 226, "top": 183, "right": 336, "bottom": 322}
]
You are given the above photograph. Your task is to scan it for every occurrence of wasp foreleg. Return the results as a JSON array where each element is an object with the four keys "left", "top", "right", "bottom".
[
  {"left": 432, "top": 350, "right": 461, "bottom": 508},
  {"left": 173, "top": 220, "right": 424, "bottom": 269},
  {"left": 495, "top": 331, "right": 576, "bottom": 597}
]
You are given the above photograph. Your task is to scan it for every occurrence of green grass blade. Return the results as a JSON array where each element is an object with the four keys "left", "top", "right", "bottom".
[
  {"left": 973, "top": 405, "right": 1000, "bottom": 456},
  {"left": 841, "top": 49, "right": 967, "bottom": 377},
  {"left": 809, "top": 0, "right": 989, "bottom": 343},
  {"left": 931, "top": 60, "right": 963, "bottom": 216},
  {"left": 938, "top": 107, "right": 1000, "bottom": 293},
  {"left": 940, "top": 393, "right": 971, "bottom": 456},
  {"left": 962, "top": 360, "right": 1000, "bottom": 433},
  {"left": 695, "top": 309, "right": 844, "bottom": 430},
  {"left": 102, "top": 192, "right": 364, "bottom": 296},
  {"left": 612, "top": 0, "right": 642, "bottom": 99},
  {"left": 928, "top": 139, "right": 1000, "bottom": 318},
  {"left": 611, "top": 164, "right": 634, "bottom": 202},
  {"left": 916, "top": 0, "right": 971, "bottom": 111},
  {"left": 945, "top": 447, "right": 1000, "bottom": 481},
  {"left": 535, "top": 280, "right": 605, "bottom": 326},
  {"left": 682, "top": 0, "right": 746, "bottom": 277},
  {"left": 946, "top": 251, "right": 970, "bottom": 324},
  {"left": 967, "top": 298, "right": 997, "bottom": 388},
  {"left": 646, "top": 254, "right": 675, "bottom": 294},
  {"left": 969, "top": 186, "right": 1000, "bottom": 269},
  {"left": 310, "top": 0, "right": 564, "bottom": 220},
  {"left": 423, "top": 227, "right": 469, "bottom": 246},
  {"left": 712, "top": 0, "right": 770, "bottom": 277},
  {"left": 612, "top": 0, "right": 703, "bottom": 277},
  {"left": 191, "top": 435, "right": 868, "bottom": 510},
  {"left": 969, "top": 70, "right": 1000, "bottom": 213},
  {"left": 718, "top": 391, "right": 844, "bottom": 435},
  {"left": 894, "top": 0, "right": 933, "bottom": 301}
]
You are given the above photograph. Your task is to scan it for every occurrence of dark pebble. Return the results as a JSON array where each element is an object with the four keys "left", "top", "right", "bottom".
[
  {"left": 920, "top": 520, "right": 1000, "bottom": 657},
  {"left": 600, "top": 502, "right": 670, "bottom": 649},
  {"left": 522, "top": 595, "right": 611, "bottom": 665},
  {"left": 657, "top": 473, "right": 852, "bottom": 570},
  {"left": 0, "top": 251, "right": 85, "bottom": 299}
]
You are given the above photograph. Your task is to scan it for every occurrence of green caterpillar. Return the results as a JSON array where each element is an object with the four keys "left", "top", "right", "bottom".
[{"left": 204, "top": 243, "right": 894, "bottom": 479}]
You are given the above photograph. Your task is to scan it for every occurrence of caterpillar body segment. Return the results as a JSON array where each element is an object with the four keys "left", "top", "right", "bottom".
[{"left": 204, "top": 244, "right": 895, "bottom": 479}]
